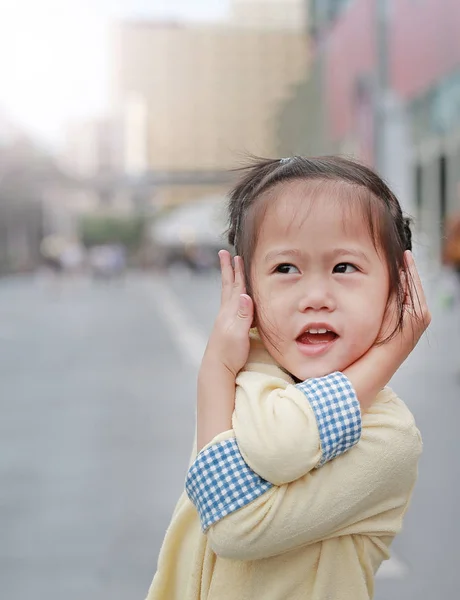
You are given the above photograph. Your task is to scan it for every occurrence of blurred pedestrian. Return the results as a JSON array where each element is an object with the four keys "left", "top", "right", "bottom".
[
  {"left": 89, "top": 244, "right": 126, "bottom": 281},
  {"left": 146, "top": 157, "right": 431, "bottom": 600},
  {"left": 40, "top": 234, "right": 65, "bottom": 275},
  {"left": 58, "top": 241, "right": 86, "bottom": 281}
]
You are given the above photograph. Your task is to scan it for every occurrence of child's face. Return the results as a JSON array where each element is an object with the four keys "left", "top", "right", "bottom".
[{"left": 251, "top": 181, "right": 390, "bottom": 381}]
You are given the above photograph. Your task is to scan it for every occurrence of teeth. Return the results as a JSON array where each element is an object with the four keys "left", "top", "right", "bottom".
[{"left": 307, "top": 328, "right": 328, "bottom": 334}]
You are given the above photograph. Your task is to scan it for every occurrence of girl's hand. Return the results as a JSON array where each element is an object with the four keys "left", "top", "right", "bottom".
[
  {"left": 379, "top": 250, "right": 431, "bottom": 360},
  {"left": 196, "top": 251, "right": 254, "bottom": 451},
  {"left": 202, "top": 250, "right": 254, "bottom": 378},
  {"left": 344, "top": 251, "right": 431, "bottom": 412}
]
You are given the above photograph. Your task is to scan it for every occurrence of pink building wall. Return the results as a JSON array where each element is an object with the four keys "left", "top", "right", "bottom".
[{"left": 323, "top": 0, "right": 460, "bottom": 143}]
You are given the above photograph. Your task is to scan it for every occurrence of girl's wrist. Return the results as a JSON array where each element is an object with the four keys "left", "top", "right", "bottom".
[
  {"left": 197, "top": 354, "right": 236, "bottom": 452},
  {"left": 344, "top": 342, "right": 401, "bottom": 412},
  {"left": 200, "top": 350, "right": 238, "bottom": 380}
]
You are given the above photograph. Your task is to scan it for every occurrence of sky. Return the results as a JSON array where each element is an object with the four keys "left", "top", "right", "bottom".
[{"left": 0, "top": 0, "right": 229, "bottom": 145}]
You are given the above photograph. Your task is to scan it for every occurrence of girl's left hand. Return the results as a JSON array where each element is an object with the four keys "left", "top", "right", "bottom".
[
  {"left": 202, "top": 250, "right": 254, "bottom": 377},
  {"left": 379, "top": 250, "right": 431, "bottom": 354}
]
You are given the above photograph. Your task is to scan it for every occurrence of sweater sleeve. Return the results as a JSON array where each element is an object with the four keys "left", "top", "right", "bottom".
[
  {"left": 232, "top": 369, "right": 361, "bottom": 484},
  {"left": 186, "top": 389, "right": 422, "bottom": 561}
]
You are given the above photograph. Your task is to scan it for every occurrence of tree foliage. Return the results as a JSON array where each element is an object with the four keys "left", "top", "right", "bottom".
[{"left": 79, "top": 214, "right": 146, "bottom": 249}]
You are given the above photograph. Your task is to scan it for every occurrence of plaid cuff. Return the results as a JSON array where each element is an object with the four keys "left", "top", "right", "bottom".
[
  {"left": 186, "top": 438, "right": 273, "bottom": 532},
  {"left": 295, "top": 372, "right": 361, "bottom": 467}
]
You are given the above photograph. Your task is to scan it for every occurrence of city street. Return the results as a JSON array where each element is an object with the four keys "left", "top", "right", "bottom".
[{"left": 1, "top": 268, "right": 459, "bottom": 600}]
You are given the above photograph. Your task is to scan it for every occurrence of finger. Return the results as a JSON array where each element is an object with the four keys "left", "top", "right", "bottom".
[
  {"left": 404, "top": 251, "right": 426, "bottom": 308},
  {"left": 219, "top": 249, "right": 234, "bottom": 304},
  {"left": 234, "top": 256, "right": 247, "bottom": 295},
  {"left": 237, "top": 293, "right": 254, "bottom": 324}
]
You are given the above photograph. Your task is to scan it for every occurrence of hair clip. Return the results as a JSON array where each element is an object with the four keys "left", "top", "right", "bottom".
[{"left": 279, "top": 157, "right": 292, "bottom": 164}]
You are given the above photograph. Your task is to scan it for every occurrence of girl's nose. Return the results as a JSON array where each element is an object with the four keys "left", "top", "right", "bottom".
[{"left": 298, "top": 283, "right": 337, "bottom": 313}]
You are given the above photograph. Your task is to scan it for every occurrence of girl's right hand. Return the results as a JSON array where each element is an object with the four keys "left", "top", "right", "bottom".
[{"left": 202, "top": 250, "right": 254, "bottom": 378}]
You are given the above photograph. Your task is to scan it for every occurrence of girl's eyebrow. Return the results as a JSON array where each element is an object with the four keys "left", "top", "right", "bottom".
[
  {"left": 328, "top": 248, "right": 370, "bottom": 263},
  {"left": 264, "top": 247, "right": 370, "bottom": 264},
  {"left": 264, "top": 248, "right": 303, "bottom": 263}
]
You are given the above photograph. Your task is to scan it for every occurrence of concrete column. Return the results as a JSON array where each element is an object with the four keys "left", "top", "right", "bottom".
[
  {"left": 420, "top": 156, "right": 442, "bottom": 263},
  {"left": 382, "top": 93, "right": 414, "bottom": 217}
]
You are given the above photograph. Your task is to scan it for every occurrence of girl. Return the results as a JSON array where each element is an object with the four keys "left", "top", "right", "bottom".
[{"left": 146, "top": 156, "right": 431, "bottom": 600}]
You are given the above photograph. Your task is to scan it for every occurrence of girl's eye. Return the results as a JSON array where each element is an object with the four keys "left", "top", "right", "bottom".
[
  {"left": 333, "top": 262, "right": 358, "bottom": 274},
  {"left": 275, "top": 263, "right": 300, "bottom": 274}
]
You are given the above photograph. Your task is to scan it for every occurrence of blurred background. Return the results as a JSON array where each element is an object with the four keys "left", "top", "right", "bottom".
[{"left": 1, "top": 1, "right": 459, "bottom": 599}]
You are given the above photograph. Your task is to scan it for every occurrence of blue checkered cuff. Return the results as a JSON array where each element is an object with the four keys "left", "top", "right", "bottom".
[
  {"left": 295, "top": 372, "right": 361, "bottom": 467},
  {"left": 186, "top": 438, "right": 273, "bottom": 532}
]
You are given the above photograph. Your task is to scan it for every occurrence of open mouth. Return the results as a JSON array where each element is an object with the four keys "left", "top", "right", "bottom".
[
  {"left": 296, "top": 328, "right": 338, "bottom": 345},
  {"left": 295, "top": 326, "right": 339, "bottom": 357}
]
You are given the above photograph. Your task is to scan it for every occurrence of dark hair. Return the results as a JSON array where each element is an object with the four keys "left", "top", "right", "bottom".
[{"left": 226, "top": 155, "right": 414, "bottom": 344}]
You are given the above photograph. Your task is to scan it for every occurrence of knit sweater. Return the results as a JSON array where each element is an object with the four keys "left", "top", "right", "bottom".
[{"left": 146, "top": 334, "right": 422, "bottom": 600}]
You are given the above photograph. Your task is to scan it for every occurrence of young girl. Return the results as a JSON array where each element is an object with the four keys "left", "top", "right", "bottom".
[{"left": 146, "top": 156, "right": 431, "bottom": 600}]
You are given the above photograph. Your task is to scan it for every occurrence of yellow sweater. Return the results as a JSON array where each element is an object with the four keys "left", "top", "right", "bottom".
[{"left": 146, "top": 336, "right": 422, "bottom": 600}]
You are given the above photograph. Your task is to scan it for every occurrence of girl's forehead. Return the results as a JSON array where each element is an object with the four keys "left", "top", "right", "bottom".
[{"left": 260, "top": 179, "right": 371, "bottom": 237}]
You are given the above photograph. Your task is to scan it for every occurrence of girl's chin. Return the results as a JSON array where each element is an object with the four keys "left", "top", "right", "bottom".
[
  {"left": 264, "top": 342, "right": 355, "bottom": 381},
  {"left": 293, "top": 369, "right": 333, "bottom": 382},
  {"left": 289, "top": 361, "right": 350, "bottom": 382}
]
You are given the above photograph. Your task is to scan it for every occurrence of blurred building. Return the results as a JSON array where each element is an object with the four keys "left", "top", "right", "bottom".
[
  {"left": 55, "top": 115, "right": 143, "bottom": 242},
  {"left": 230, "top": 0, "right": 307, "bottom": 30},
  {"left": 63, "top": 117, "right": 119, "bottom": 180},
  {"left": 277, "top": 0, "right": 460, "bottom": 263},
  {"left": 0, "top": 112, "right": 39, "bottom": 273},
  {"left": 109, "top": 0, "right": 309, "bottom": 206},
  {"left": 0, "top": 120, "right": 70, "bottom": 274},
  {"left": 0, "top": 108, "right": 24, "bottom": 146},
  {"left": 49, "top": 119, "right": 107, "bottom": 242}
]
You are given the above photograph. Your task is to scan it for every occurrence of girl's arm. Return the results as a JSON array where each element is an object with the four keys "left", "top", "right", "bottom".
[{"left": 188, "top": 389, "right": 422, "bottom": 560}]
